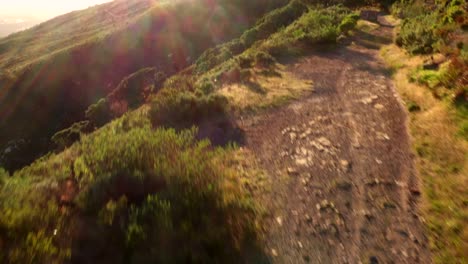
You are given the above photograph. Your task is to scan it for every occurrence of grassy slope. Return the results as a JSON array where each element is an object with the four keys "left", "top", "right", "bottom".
[
  {"left": 0, "top": 0, "right": 288, "bottom": 171},
  {"left": 380, "top": 5, "right": 468, "bottom": 260},
  {"left": 382, "top": 43, "right": 468, "bottom": 264},
  {"left": 386, "top": 1, "right": 467, "bottom": 261}
]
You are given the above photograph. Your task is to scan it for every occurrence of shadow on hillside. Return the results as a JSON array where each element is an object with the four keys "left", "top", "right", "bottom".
[
  {"left": 245, "top": 80, "right": 268, "bottom": 95},
  {"left": 196, "top": 116, "right": 246, "bottom": 146}
]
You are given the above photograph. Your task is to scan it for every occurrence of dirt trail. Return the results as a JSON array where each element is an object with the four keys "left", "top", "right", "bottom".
[{"left": 241, "top": 14, "right": 431, "bottom": 263}]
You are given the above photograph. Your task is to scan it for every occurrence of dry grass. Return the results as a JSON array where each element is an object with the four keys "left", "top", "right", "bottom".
[
  {"left": 381, "top": 44, "right": 468, "bottom": 263},
  {"left": 217, "top": 65, "right": 312, "bottom": 111}
]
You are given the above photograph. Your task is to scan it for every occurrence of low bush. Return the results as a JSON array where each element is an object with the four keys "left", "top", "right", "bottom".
[
  {"left": 240, "top": 0, "right": 307, "bottom": 46},
  {"left": 149, "top": 89, "right": 228, "bottom": 127},
  {"left": 195, "top": 45, "right": 236, "bottom": 74},
  {"left": 395, "top": 0, "right": 467, "bottom": 55},
  {"left": 196, "top": 78, "right": 216, "bottom": 94},
  {"left": 51, "top": 121, "right": 90, "bottom": 150},
  {"left": 108, "top": 68, "right": 157, "bottom": 108},
  {"left": 339, "top": 13, "right": 360, "bottom": 34},
  {"left": 0, "top": 167, "right": 8, "bottom": 186},
  {"left": 254, "top": 51, "right": 277, "bottom": 67},
  {"left": 194, "top": 0, "right": 308, "bottom": 74},
  {"left": 85, "top": 98, "right": 113, "bottom": 128},
  {"left": 396, "top": 13, "right": 440, "bottom": 54},
  {"left": 261, "top": 6, "right": 350, "bottom": 56}
]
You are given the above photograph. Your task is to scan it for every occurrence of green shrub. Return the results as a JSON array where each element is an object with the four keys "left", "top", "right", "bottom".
[
  {"left": 153, "top": 71, "right": 167, "bottom": 93},
  {"left": 0, "top": 167, "right": 8, "bottom": 186},
  {"left": 196, "top": 78, "right": 216, "bottom": 94},
  {"left": 392, "top": 0, "right": 428, "bottom": 18},
  {"left": 395, "top": 0, "right": 467, "bottom": 55},
  {"left": 396, "top": 13, "right": 439, "bottom": 54},
  {"left": 261, "top": 6, "right": 350, "bottom": 56},
  {"left": 238, "top": 55, "right": 254, "bottom": 69},
  {"left": 407, "top": 101, "right": 421, "bottom": 112},
  {"left": 241, "top": 0, "right": 307, "bottom": 44},
  {"left": 85, "top": 98, "right": 113, "bottom": 128},
  {"left": 339, "top": 13, "right": 360, "bottom": 34},
  {"left": 109, "top": 67, "right": 157, "bottom": 108},
  {"left": 1, "top": 121, "right": 258, "bottom": 263},
  {"left": 409, "top": 68, "right": 441, "bottom": 88},
  {"left": 162, "top": 74, "right": 196, "bottom": 92},
  {"left": 195, "top": 46, "right": 235, "bottom": 74},
  {"left": 254, "top": 51, "right": 277, "bottom": 67},
  {"left": 74, "top": 125, "right": 257, "bottom": 262},
  {"left": 150, "top": 89, "right": 228, "bottom": 127},
  {"left": 51, "top": 121, "right": 90, "bottom": 150},
  {"left": 194, "top": 0, "right": 307, "bottom": 74}
]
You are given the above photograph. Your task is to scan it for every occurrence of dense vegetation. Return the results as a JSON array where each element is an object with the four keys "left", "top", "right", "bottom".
[
  {"left": 384, "top": 0, "right": 467, "bottom": 262},
  {"left": 0, "top": 116, "right": 258, "bottom": 263},
  {"left": 394, "top": 0, "right": 467, "bottom": 107}
]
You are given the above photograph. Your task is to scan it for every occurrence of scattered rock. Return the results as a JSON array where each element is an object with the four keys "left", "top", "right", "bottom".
[
  {"left": 376, "top": 132, "right": 390, "bottom": 141},
  {"left": 289, "top": 132, "right": 297, "bottom": 141},
  {"left": 402, "top": 250, "right": 408, "bottom": 258},
  {"left": 374, "top": 103, "right": 384, "bottom": 110},
  {"left": 276, "top": 216, "right": 283, "bottom": 226},
  {"left": 321, "top": 200, "right": 329, "bottom": 207},
  {"left": 296, "top": 158, "right": 308, "bottom": 166},
  {"left": 287, "top": 167, "right": 299, "bottom": 175},
  {"left": 297, "top": 241, "right": 303, "bottom": 248},
  {"left": 340, "top": 159, "right": 351, "bottom": 172},
  {"left": 271, "top": 249, "right": 278, "bottom": 257},
  {"left": 317, "top": 137, "right": 332, "bottom": 147},
  {"left": 362, "top": 98, "right": 374, "bottom": 104},
  {"left": 394, "top": 180, "right": 407, "bottom": 188}
]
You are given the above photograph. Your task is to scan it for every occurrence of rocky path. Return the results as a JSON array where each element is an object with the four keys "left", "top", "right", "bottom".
[{"left": 241, "top": 14, "right": 431, "bottom": 263}]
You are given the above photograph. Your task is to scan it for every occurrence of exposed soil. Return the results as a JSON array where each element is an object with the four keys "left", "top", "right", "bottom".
[{"left": 240, "top": 13, "right": 431, "bottom": 263}]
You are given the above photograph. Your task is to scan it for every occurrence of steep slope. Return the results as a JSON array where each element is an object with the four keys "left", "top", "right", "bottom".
[{"left": 0, "top": 0, "right": 288, "bottom": 171}]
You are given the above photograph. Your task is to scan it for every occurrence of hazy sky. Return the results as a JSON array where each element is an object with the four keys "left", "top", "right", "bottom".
[{"left": 0, "top": 0, "right": 112, "bottom": 18}]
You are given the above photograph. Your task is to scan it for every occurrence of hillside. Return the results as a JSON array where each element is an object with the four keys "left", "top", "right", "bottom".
[
  {"left": 0, "top": 0, "right": 288, "bottom": 171},
  {"left": 0, "top": 0, "right": 467, "bottom": 263}
]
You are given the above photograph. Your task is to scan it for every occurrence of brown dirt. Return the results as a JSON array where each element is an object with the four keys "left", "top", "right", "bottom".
[{"left": 240, "top": 14, "right": 431, "bottom": 263}]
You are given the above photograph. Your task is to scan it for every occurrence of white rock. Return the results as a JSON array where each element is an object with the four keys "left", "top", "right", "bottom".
[
  {"left": 317, "top": 137, "right": 331, "bottom": 147},
  {"left": 289, "top": 133, "right": 297, "bottom": 141},
  {"left": 276, "top": 216, "right": 283, "bottom": 226}
]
